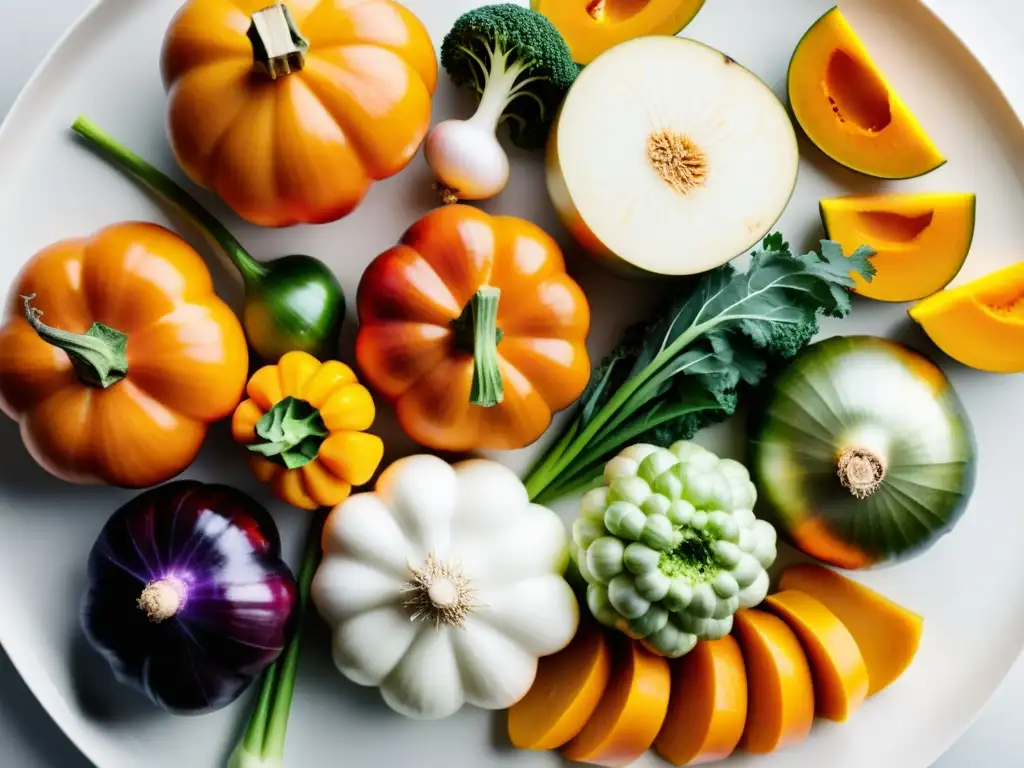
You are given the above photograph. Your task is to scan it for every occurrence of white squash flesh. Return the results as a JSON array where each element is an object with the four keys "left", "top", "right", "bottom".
[{"left": 547, "top": 36, "right": 799, "bottom": 276}]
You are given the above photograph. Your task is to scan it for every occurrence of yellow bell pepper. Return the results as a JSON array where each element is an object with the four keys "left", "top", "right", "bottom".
[{"left": 231, "top": 351, "right": 384, "bottom": 510}]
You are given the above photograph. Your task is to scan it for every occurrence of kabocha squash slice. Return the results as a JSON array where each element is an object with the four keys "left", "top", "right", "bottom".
[
  {"left": 508, "top": 619, "right": 612, "bottom": 750},
  {"left": 788, "top": 7, "right": 944, "bottom": 179},
  {"left": 778, "top": 564, "right": 923, "bottom": 696},
  {"left": 532, "top": 0, "right": 706, "bottom": 65},
  {"left": 561, "top": 638, "right": 671, "bottom": 767},
  {"left": 909, "top": 262, "right": 1024, "bottom": 373},
  {"left": 821, "top": 193, "right": 976, "bottom": 302},
  {"left": 763, "top": 591, "right": 868, "bottom": 722},
  {"left": 732, "top": 609, "right": 814, "bottom": 755},
  {"left": 654, "top": 637, "right": 747, "bottom": 766}
]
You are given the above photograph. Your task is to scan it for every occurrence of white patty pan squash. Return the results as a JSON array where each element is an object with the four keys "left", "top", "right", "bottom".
[{"left": 310, "top": 454, "right": 580, "bottom": 720}]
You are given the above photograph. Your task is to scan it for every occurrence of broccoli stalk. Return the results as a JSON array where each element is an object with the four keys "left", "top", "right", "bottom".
[{"left": 424, "top": 4, "right": 578, "bottom": 204}]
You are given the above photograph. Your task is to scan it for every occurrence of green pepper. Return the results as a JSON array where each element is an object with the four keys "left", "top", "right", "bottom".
[
  {"left": 573, "top": 442, "right": 777, "bottom": 658},
  {"left": 71, "top": 116, "right": 345, "bottom": 363}
]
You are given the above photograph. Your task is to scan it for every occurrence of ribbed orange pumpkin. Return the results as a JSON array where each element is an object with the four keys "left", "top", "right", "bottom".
[{"left": 161, "top": 0, "right": 438, "bottom": 227}]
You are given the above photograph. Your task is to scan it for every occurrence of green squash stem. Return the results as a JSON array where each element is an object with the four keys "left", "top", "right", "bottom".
[
  {"left": 837, "top": 447, "right": 885, "bottom": 499},
  {"left": 246, "top": 397, "right": 329, "bottom": 470},
  {"left": 22, "top": 294, "right": 127, "bottom": 388},
  {"left": 70, "top": 116, "right": 267, "bottom": 287},
  {"left": 229, "top": 508, "right": 327, "bottom": 768},
  {"left": 451, "top": 286, "right": 504, "bottom": 408}
]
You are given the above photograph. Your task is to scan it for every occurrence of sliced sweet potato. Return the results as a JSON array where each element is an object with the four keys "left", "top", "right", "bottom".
[
  {"left": 508, "top": 619, "right": 612, "bottom": 750},
  {"left": 732, "top": 609, "right": 814, "bottom": 755},
  {"left": 561, "top": 638, "right": 671, "bottom": 767},
  {"left": 778, "top": 563, "right": 923, "bottom": 696},
  {"left": 654, "top": 637, "right": 747, "bottom": 766},
  {"left": 764, "top": 591, "right": 868, "bottom": 722}
]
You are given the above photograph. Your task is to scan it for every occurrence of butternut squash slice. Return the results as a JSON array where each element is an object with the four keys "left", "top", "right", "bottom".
[
  {"left": 778, "top": 564, "right": 923, "bottom": 696},
  {"left": 908, "top": 261, "right": 1024, "bottom": 373},
  {"left": 532, "top": 0, "right": 706, "bottom": 65},
  {"left": 561, "top": 638, "right": 671, "bottom": 767},
  {"left": 821, "top": 193, "right": 976, "bottom": 302},
  {"left": 508, "top": 619, "right": 612, "bottom": 750},
  {"left": 763, "top": 591, "right": 868, "bottom": 722},
  {"left": 654, "top": 637, "right": 747, "bottom": 766},
  {"left": 788, "top": 7, "right": 944, "bottom": 179},
  {"left": 732, "top": 609, "right": 814, "bottom": 755}
]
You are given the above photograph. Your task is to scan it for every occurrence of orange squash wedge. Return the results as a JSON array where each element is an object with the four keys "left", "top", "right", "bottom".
[
  {"left": 908, "top": 261, "right": 1024, "bottom": 373},
  {"left": 779, "top": 564, "right": 923, "bottom": 696},
  {"left": 820, "top": 193, "right": 976, "bottom": 302},
  {"left": 654, "top": 637, "right": 747, "bottom": 766},
  {"left": 788, "top": 7, "right": 944, "bottom": 179},
  {"left": 561, "top": 639, "right": 671, "bottom": 767},
  {"left": 508, "top": 620, "right": 612, "bottom": 751},
  {"left": 732, "top": 609, "right": 814, "bottom": 755},
  {"left": 763, "top": 591, "right": 868, "bottom": 722},
  {"left": 532, "top": 0, "right": 706, "bottom": 65}
]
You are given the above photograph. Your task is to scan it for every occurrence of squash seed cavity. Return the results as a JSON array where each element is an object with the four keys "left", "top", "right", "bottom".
[
  {"left": 824, "top": 50, "right": 892, "bottom": 132},
  {"left": 647, "top": 129, "right": 709, "bottom": 194}
]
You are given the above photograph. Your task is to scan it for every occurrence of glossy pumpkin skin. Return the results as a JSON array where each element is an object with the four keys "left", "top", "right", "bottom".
[
  {"left": 749, "top": 335, "right": 976, "bottom": 569},
  {"left": 0, "top": 222, "right": 248, "bottom": 487},
  {"left": 356, "top": 205, "right": 592, "bottom": 452},
  {"left": 161, "top": 0, "right": 438, "bottom": 227},
  {"left": 788, "top": 7, "right": 944, "bottom": 179},
  {"left": 231, "top": 350, "right": 384, "bottom": 510},
  {"left": 81, "top": 481, "right": 298, "bottom": 714}
]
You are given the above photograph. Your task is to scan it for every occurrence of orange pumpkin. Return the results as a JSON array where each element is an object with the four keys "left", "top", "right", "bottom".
[
  {"left": 161, "top": 0, "right": 438, "bottom": 227},
  {"left": 0, "top": 222, "right": 249, "bottom": 487},
  {"left": 356, "top": 205, "right": 592, "bottom": 452}
]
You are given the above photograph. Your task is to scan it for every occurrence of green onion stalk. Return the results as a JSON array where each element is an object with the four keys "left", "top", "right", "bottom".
[
  {"left": 70, "top": 116, "right": 345, "bottom": 363},
  {"left": 228, "top": 509, "right": 326, "bottom": 768}
]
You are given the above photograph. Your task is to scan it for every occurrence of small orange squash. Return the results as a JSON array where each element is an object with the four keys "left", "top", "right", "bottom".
[{"left": 161, "top": 0, "right": 437, "bottom": 227}]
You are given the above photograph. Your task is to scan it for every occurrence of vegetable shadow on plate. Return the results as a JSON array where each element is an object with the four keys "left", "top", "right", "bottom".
[{"left": 68, "top": 630, "right": 161, "bottom": 724}]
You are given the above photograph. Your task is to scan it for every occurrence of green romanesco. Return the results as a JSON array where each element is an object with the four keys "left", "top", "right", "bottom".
[{"left": 573, "top": 442, "right": 777, "bottom": 658}]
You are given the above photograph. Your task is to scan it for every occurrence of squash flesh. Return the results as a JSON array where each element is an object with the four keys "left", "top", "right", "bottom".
[
  {"left": 909, "top": 262, "right": 1024, "bottom": 372},
  {"left": 533, "top": 0, "right": 705, "bottom": 65},
  {"left": 561, "top": 638, "right": 671, "bottom": 767},
  {"left": 732, "top": 609, "right": 814, "bottom": 755},
  {"left": 655, "top": 637, "right": 747, "bottom": 766},
  {"left": 788, "top": 7, "right": 944, "bottom": 179},
  {"left": 763, "top": 591, "right": 869, "bottom": 722},
  {"left": 508, "top": 620, "right": 612, "bottom": 750},
  {"left": 778, "top": 564, "right": 923, "bottom": 696},
  {"left": 821, "top": 192, "right": 976, "bottom": 301}
]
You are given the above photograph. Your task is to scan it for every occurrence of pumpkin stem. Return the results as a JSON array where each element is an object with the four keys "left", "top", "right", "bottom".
[
  {"left": 23, "top": 294, "right": 128, "bottom": 389},
  {"left": 137, "top": 577, "right": 187, "bottom": 623},
  {"left": 249, "top": 4, "right": 309, "bottom": 79},
  {"left": 246, "top": 396, "right": 329, "bottom": 470},
  {"left": 402, "top": 554, "right": 480, "bottom": 628},
  {"left": 837, "top": 447, "right": 885, "bottom": 499},
  {"left": 450, "top": 287, "right": 504, "bottom": 408}
]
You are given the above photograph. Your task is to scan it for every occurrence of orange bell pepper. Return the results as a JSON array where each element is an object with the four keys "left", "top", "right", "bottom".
[
  {"left": 161, "top": 0, "right": 437, "bottom": 227},
  {"left": 0, "top": 222, "right": 249, "bottom": 487},
  {"left": 231, "top": 351, "right": 384, "bottom": 510},
  {"left": 356, "top": 204, "right": 592, "bottom": 452}
]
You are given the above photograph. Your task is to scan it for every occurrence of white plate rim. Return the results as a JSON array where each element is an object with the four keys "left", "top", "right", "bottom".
[{"left": 0, "top": 1, "right": 1021, "bottom": 767}]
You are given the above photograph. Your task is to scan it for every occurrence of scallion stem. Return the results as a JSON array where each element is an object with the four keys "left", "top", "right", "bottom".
[{"left": 229, "top": 508, "right": 327, "bottom": 767}]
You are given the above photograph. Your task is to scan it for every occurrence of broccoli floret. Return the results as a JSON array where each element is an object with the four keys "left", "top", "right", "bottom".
[{"left": 440, "top": 4, "right": 578, "bottom": 150}]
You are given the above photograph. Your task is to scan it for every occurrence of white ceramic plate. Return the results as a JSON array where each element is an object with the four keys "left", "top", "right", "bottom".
[{"left": 1, "top": 1, "right": 1023, "bottom": 766}]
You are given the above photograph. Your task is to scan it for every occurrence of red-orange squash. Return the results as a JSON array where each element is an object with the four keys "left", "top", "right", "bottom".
[
  {"left": 0, "top": 223, "right": 248, "bottom": 487},
  {"left": 161, "top": 0, "right": 437, "bottom": 227},
  {"left": 356, "top": 205, "right": 592, "bottom": 452}
]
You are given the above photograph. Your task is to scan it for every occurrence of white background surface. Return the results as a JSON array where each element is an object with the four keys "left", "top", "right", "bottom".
[{"left": 0, "top": 1, "right": 1021, "bottom": 767}]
